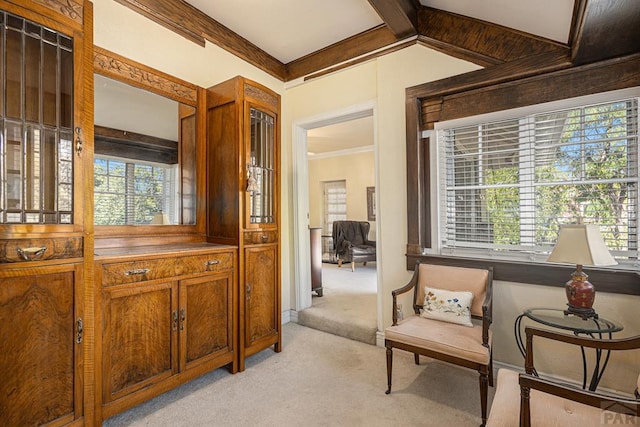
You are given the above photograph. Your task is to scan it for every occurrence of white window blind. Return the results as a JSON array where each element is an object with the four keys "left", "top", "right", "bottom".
[
  {"left": 94, "top": 155, "right": 178, "bottom": 225},
  {"left": 323, "top": 180, "right": 347, "bottom": 259},
  {"left": 439, "top": 98, "right": 639, "bottom": 267}
]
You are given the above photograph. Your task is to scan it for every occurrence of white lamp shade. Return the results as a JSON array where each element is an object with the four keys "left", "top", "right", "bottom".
[{"left": 547, "top": 224, "right": 617, "bottom": 266}]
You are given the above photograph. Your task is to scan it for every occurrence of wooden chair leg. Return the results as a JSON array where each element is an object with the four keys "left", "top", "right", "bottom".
[
  {"left": 414, "top": 354, "right": 420, "bottom": 365},
  {"left": 479, "top": 370, "right": 488, "bottom": 427},
  {"left": 385, "top": 346, "right": 393, "bottom": 394},
  {"left": 338, "top": 259, "right": 343, "bottom": 267},
  {"left": 351, "top": 261, "right": 355, "bottom": 272}
]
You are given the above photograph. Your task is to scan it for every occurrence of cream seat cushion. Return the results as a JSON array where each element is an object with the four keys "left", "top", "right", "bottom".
[
  {"left": 384, "top": 315, "right": 491, "bottom": 365},
  {"left": 487, "top": 369, "right": 640, "bottom": 427}
]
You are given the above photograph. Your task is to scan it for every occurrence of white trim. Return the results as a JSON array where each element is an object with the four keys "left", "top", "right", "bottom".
[
  {"left": 376, "top": 330, "right": 385, "bottom": 347},
  {"left": 308, "top": 145, "right": 374, "bottom": 160},
  {"left": 284, "top": 309, "right": 298, "bottom": 324},
  {"left": 292, "top": 101, "right": 379, "bottom": 315}
]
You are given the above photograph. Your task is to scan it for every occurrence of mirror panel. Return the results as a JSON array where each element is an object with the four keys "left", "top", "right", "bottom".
[{"left": 93, "top": 47, "right": 199, "bottom": 230}]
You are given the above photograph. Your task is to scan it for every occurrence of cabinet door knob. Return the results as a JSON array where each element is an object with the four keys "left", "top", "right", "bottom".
[{"left": 180, "top": 308, "right": 186, "bottom": 330}]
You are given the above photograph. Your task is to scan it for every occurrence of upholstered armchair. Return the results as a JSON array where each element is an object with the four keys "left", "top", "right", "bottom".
[
  {"left": 487, "top": 326, "right": 640, "bottom": 427},
  {"left": 332, "top": 220, "right": 376, "bottom": 272},
  {"left": 384, "top": 262, "right": 494, "bottom": 426}
]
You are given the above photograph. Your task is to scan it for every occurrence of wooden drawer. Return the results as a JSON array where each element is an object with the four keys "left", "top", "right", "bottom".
[
  {"left": 175, "top": 251, "right": 234, "bottom": 275},
  {"left": 100, "top": 249, "right": 236, "bottom": 286},
  {"left": 0, "top": 237, "right": 83, "bottom": 263},
  {"left": 101, "top": 258, "right": 175, "bottom": 286},
  {"left": 243, "top": 231, "right": 278, "bottom": 245}
]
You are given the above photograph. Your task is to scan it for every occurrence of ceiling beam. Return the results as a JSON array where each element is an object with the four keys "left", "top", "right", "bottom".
[
  {"left": 113, "top": 0, "right": 286, "bottom": 80},
  {"left": 284, "top": 25, "right": 401, "bottom": 81},
  {"left": 367, "top": 0, "right": 417, "bottom": 38},
  {"left": 416, "top": 7, "right": 569, "bottom": 66},
  {"left": 570, "top": 0, "right": 640, "bottom": 65}
]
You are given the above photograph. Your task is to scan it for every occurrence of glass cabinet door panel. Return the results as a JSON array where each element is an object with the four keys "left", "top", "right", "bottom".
[
  {"left": 248, "top": 107, "right": 275, "bottom": 225},
  {"left": 0, "top": 11, "right": 74, "bottom": 224}
]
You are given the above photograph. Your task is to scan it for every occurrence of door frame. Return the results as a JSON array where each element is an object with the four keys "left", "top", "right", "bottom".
[{"left": 292, "top": 100, "right": 379, "bottom": 313}]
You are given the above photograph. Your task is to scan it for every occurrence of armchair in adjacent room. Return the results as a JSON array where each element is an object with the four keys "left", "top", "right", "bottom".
[{"left": 332, "top": 220, "right": 376, "bottom": 272}]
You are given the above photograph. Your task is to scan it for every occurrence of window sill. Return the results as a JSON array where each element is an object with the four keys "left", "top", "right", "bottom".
[{"left": 406, "top": 254, "right": 640, "bottom": 296}]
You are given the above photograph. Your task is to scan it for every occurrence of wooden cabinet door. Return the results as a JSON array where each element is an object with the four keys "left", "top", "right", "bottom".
[
  {"left": 179, "top": 272, "right": 234, "bottom": 371},
  {"left": 243, "top": 245, "right": 279, "bottom": 350},
  {"left": 102, "top": 282, "right": 178, "bottom": 403},
  {"left": 0, "top": 264, "right": 84, "bottom": 426}
]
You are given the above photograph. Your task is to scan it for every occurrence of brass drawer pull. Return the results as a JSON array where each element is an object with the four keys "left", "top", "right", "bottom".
[
  {"left": 205, "top": 260, "right": 221, "bottom": 266},
  {"left": 261, "top": 234, "right": 268, "bottom": 241},
  {"left": 17, "top": 246, "right": 47, "bottom": 261},
  {"left": 124, "top": 268, "right": 151, "bottom": 276}
]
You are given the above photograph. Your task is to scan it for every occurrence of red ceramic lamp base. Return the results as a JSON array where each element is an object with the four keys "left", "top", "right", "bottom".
[{"left": 564, "top": 265, "right": 597, "bottom": 319}]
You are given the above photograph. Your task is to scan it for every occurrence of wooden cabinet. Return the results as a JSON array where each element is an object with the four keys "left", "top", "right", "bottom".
[
  {"left": 96, "top": 245, "right": 237, "bottom": 419},
  {"left": 0, "top": 263, "right": 84, "bottom": 426},
  {"left": 0, "top": 1, "right": 92, "bottom": 425},
  {"left": 207, "top": 76, "right": 281, "bottom": 371}
]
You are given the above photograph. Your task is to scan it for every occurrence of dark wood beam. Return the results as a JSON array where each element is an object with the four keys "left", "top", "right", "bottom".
[
  {"left": 367, "top": 0, "right": 417, "bottom": 38},
  {"left": 417, "top": 7, "right": 569, "bottom": 66},
  {"left": 571, "top": 0, "right": 640, "bottom": 65},
  {"left": 285, "top": 25, "right": 400, "bottom": 81},
  {"left": 113, "top": 0, "right": 286, "bottom": 80}
]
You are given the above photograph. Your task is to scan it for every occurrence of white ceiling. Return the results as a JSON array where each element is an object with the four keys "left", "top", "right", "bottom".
[
  {"left": 183, "top": 0, "right": 383, "bottom": 63},
  {"left": 183, "top": 0, "right": 575, "bottom": 65},
  {"left": 307, "top": 116, "right": 374, "bottom": 155},
  {"left": 419, "top": 0, "right": 575, "bottom": 44}
]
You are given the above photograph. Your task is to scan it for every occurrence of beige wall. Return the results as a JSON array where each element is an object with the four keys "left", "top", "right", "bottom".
[
  {"left": 95, "top": 2, "right": 640, "bottom": 392},
  {"left": 307, "top": 151, "right": 375, "bottom": 238}
]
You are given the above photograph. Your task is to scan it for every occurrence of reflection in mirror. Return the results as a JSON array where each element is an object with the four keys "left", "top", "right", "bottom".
[{"left": 93, "top": 74, "right": 196, "bottom": 225}]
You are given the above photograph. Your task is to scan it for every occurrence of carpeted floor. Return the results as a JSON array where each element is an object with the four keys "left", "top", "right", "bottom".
[
  {"left": 297, "top": 263, "right": 378, "bottom": 344},
  {"left": 104, "top": 322, "right": 494, "bottom": 426}
]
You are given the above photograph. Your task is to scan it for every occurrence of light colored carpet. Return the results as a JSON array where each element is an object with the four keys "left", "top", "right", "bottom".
[
  {"left": 297, "top": 263, "right": 378, "bottom": 345},
  {"left": 104, "top": 322, "right": 494, "bottom": 426}
]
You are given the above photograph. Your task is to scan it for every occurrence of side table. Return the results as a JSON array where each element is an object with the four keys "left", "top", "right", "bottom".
[{"left": 514, "top": 308, "right": 623, "bottom": 391}]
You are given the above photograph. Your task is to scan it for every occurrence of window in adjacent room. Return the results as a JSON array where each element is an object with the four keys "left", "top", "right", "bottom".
[
  {"left": 323, "top": 180, "right": 347, "bottom": 261},
  {"left": 437, "top": 97, "right": 638, "bottom": 269}
]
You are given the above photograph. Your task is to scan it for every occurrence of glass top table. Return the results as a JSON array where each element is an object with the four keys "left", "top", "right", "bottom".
[{"left": 514, "top": 307, "right": 623, "bottom": 391}]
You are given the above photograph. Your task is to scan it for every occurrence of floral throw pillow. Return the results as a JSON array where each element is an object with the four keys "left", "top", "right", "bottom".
[{"left": 420, "top": 287, "right": 473, "bottom": 327}]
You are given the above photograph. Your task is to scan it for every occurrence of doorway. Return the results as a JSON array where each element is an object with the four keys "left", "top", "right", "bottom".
[{"left": 292, "top": 101, "right": 382, "bottom": 344}]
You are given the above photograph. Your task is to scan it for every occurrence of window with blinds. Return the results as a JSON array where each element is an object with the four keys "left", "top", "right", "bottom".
[
  {"left": 94, "top": 155, "right": 178, "bottom": 225},
  {"left": 439, "top": 98, "right": 639, "bottom": 267},
  {"left": 323, "top": 180, "right": 347, "bottom": 260}
]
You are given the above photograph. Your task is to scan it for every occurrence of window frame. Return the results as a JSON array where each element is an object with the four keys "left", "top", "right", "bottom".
[
  {"left": 405, "top": 53, "right": 640, "bottom": 296},
  {"left": 433, "top": 95, "right": 639, "bottom": 268}
]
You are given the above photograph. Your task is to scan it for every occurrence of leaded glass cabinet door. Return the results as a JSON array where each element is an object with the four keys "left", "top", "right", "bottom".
[
  {"left": 0, "top": 10, "right": 81, "bottom": 228},
  {"left": 245, "top": 105, "right": 277, "bottom": 229}
]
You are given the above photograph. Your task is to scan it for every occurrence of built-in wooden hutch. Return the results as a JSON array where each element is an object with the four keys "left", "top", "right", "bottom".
[{"left": 0, "top": 1, "right": 281, "bottom": 424}]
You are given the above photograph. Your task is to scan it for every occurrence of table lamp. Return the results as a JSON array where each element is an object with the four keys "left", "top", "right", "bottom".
[{"left": 546, "top": 224, "right": 617, "bottom": 319}]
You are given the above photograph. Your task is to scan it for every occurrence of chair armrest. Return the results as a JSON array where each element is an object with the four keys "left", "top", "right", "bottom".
[
  {"left": 480, "top": 267, "right": 493, "bottom": 347},
  {"left": 365, "top": 239, "right": 376, "bottom": 246},
  {"left": 390, "top": 267, "right": 419, "bottom": 325},
  {"left": 524, "top": 326, "right": 640, "bottom": 381},
  {"left": 519, "top": 373, "right": 640, "bottom": 427},
  {"left": 525, "top": 326, "right": 640, "bottom": 351}
]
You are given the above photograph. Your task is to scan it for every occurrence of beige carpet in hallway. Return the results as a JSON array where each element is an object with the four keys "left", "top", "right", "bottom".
[
  {"left": 104, "top": 322, "right": 494, "bottom": 426},
  {"left": 297, "top": 263, "right": 378, "bottom": 345}
]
